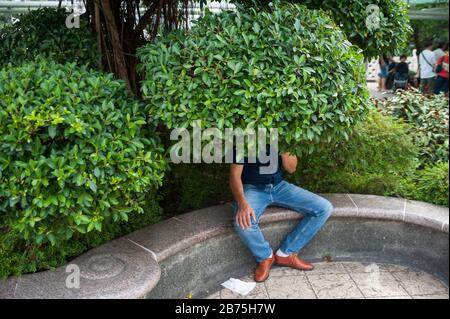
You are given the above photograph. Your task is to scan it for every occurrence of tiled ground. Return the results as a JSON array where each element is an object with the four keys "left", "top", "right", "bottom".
[
  {"left": 206, "top": 262, "right": 449, "bottom": 299},
  {"left": 367, "top": 81, "right": 395, "bottom": 99}
]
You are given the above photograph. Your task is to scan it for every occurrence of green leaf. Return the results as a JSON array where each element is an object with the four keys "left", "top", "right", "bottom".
[
  {"left": 87, "top": 222, "right": 95, "bottom": 232},
  {"left": 202, "top": 72, "right": 211, "bottom": 86},
  {"left": 48, "top": 125, "right": 57, "bottom": 139},
  {"left": 88, "top": 180, "right": 97, "bottom": 193},
  {"left": 47, "top": 233, "right": 56, "bottom": 246}
]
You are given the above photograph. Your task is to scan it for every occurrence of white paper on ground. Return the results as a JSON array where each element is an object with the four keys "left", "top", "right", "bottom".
[{"left": 220, "top": 278, "right": 256, "bottom": 296}]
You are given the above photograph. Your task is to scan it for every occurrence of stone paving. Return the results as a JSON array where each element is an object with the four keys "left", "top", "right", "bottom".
[
  {"left": 367, "top": 81, "right": 395, "bottom": 99},
  {"left": 206, "top": 262, "right": 449, "bottom": 299}
]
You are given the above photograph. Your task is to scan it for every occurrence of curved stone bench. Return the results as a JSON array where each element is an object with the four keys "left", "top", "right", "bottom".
[{"left": 0, "top": 194, "right": 448, "bottom": 299}]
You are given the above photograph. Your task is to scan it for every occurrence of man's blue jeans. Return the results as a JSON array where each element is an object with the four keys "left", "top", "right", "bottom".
[{"left": 232, "top": 181, "right": 333, "bottom": 262}]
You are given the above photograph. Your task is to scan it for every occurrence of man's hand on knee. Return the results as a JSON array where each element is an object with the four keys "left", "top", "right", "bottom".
[{"left": 236, "top": 201, "right": 256, "bottom": 229}]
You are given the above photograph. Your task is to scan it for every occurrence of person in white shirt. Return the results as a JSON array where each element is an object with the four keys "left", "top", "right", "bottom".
[
  {"left": 434, "top": 42, "right": 448, "bottom": 61},
  {"left": 419, "top": 41, "right": 437, "bottom": 94}
]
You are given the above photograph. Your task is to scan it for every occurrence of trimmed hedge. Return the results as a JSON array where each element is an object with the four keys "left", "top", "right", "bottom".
[
  {"left": 138, "top": 4, "right": 369, "bottom": 155},
  {"left": 0, "top": 60, "right": 166, "bottom": 277}
]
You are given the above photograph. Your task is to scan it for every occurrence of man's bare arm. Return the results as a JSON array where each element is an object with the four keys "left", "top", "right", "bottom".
[
  {"left": 281, "top": 153, "right": 298, "bottom": 174},
  {"left": 229, "top": 164, "right": 256, "bottom": 229},
  {"left": 229, "top": 164, "right": 246, "bottom": 204}
]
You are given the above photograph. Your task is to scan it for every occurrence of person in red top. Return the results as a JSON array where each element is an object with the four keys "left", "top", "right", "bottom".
[{"left": 434, "top": 53, "right": 449, "bottom": 94}]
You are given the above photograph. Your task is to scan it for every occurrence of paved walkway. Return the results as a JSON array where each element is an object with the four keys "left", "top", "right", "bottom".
[
  {"left": 367, "top": 81, "right": 395, "bottom": 99},
  {"left": 206, "top": 262, "right": 449, "bottom": 299}
]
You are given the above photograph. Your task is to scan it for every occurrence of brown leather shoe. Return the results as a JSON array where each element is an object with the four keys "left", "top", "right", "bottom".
[
  {"left": 254, "top": 254, "right": 275, "bottom": 282},
  {"left": 275, "top": 254, "right": 314, "bottom": 271}
]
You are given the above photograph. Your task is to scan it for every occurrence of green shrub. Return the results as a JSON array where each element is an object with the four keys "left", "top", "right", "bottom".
[
  {"left": 0, "top": 8, "right": 98, "bottom": 68},
  {"left": 160, "top": 163, "right": 231, "bottom": 215},
  {"left": 413, "top": 162, "right": 449, "bottom": 207},
  {"left": 286, "top": 109, "right": 419, "bottom": 196},
  {"left": 232, "top": 0, "right": 412, "bottom": 59},
  {"left": 0, "top": 193, "right": 163, "bottom": 277},
  {"left": 375, "top": 89, "right": 449, "bottom": 165},
  {"left": 138, "top": 4, "right": 369, "bottom": 155},
  {"left": 0, "top": 60, "right": 167, "bottom": 276},
  {"left": 157, "top": 109, "right": 446, "bottom": 217},
  {"left": 159, "top": 110, "right": 423, "bottom": 214}
]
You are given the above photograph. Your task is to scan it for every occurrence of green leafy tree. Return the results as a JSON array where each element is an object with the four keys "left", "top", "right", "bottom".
[
  {"left": 0, "top": 8, "right": 99, "bottom": 69},
  {"left": 138, "top": 4, "right": 369, "bottom": 155},
  {"left": 232, "top": 0, "right": 413, "bottom": 59}
]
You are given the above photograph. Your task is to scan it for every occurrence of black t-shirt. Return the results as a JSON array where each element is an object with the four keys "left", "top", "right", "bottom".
[
  {"left": 388, "top": 62, "right": 397, "bottom": 72},
  {"left": 232, "top": 145, "right": 284, "bottom": 185},
  {"left": 396, "top": 62, "right": 409, "bottom": 74}
]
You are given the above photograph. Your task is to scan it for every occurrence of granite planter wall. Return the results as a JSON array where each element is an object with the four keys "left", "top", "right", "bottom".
[{"left": 1, "top": 194, "right": 448, "bottom": 299}]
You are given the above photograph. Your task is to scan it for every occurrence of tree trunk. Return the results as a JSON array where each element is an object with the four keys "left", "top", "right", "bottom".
[
  {"left": 99, "top": 0, "right": 131, "bottom": 89},
  {"left": 84, "top": 0, "right": 193, "bottom": 95}
]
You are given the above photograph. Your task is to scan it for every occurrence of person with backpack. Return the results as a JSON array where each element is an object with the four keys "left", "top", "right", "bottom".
[
  {"left": 393, "top": 55, "right": 410, "bottom": 91},
  {"left": 418, "top": 41, "right": 437, "bottom": 94},
  {"left": 434, "top": 52, "right": 449, "bottom": 94}
]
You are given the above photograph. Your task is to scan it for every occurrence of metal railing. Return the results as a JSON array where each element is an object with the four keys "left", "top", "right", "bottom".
[
  {"left": 0, "top": 1, "right": 235, "bottom": 24},
  {"left": 0, "top": 0, "right": 448, "bottom": 24},
  {"left": 0, "top": 0, "right": 76, "bottom": 22}
]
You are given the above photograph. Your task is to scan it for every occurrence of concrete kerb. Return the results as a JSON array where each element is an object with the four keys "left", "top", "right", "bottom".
[{"left": 1, "top": 194, "right": 448, "bottom": 299}]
